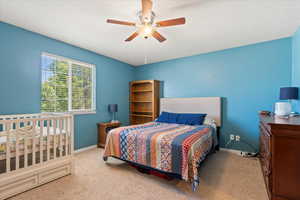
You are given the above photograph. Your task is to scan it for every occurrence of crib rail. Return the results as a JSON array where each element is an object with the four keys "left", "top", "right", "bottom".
[{"left": 0, "top": 113, "right": 73, "bottom": 174}]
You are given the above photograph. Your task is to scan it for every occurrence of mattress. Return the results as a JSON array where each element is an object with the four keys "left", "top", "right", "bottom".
[{"left": 103, "top": 122, "right": 217, "bottom": 190}]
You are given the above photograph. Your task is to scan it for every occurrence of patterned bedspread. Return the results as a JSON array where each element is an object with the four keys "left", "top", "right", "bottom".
[{"left": 103, "top": 122, "right": 217, "bottom": 190}]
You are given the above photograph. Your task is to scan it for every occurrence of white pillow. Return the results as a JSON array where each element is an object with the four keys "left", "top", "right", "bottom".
[{"left": 204, "top": 117, "right": 216, "bottom": 126}]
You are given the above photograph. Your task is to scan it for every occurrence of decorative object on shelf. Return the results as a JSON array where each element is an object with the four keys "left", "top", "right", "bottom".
[
  {"left": 97, "top": 122, "right": 121, "bottom": 148},
  {"left": 130, "top": 80, "right": 160, "bottom": 125},
  {"left": 108, "top": 104, "right": 119, "bottom": 122},
  {"left": 275, "top": 87, "right": 298, "bottom": 117}
]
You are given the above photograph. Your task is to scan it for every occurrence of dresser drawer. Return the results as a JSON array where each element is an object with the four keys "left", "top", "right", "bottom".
[
  {"left": 259, "top": 122, "right": 272, "bottom": 197},
  {"left": 260, "top": 158, "right": 272, "bottom": 198},
  {"left": 259, "top": 124, "right": 271, "bottom": 159},
  {"left": 260, "top": 121, "right": 271, "bottom": 137}
]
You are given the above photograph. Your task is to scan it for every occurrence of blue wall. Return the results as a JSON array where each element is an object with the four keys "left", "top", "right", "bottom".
[
  {"left": 135, "top": 39, "right": 292, "bottom": 152},
  {"left": 0, "top": 21, "right": 294, "bottom": 152},
  {"left": 292, "top": 27, "right": 300, "bottom": 112},
  {"left": 0, "top": 22, "right": 135, "bottom": 150}
]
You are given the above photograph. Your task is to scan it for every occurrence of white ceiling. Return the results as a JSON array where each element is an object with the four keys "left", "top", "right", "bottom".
[{"left": 1, "top": 0, "right": 300, "bottom": 66}]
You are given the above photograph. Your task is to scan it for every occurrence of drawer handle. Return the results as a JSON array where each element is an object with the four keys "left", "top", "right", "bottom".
[{"left": 263, "top": 166, "right": 271, "bottom": 176}]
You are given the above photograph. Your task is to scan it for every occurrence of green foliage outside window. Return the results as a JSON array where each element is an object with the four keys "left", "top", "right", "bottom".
[{"left": 41, "top": 55, "right": 94, "bottom": 113}]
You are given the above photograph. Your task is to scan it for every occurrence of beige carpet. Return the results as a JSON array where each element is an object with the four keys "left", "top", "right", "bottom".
[{"left": 9, "top": 148, "right": 268, "bottom": 200}]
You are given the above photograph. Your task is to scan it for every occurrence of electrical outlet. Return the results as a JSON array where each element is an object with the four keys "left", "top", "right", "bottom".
[
  {"left": 236, "top": 135, "right": 240, "bottom": 141},
  {"left": 230, "top": 134, "right": 235, "bottom": 140}
]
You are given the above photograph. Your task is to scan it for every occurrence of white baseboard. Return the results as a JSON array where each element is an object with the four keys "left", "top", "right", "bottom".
[
  {"left": 220, "top": 148, "right": 249, "bottom": 156},
  {"left": 75, "top": 145, "right": 97, "bottom": 154}
]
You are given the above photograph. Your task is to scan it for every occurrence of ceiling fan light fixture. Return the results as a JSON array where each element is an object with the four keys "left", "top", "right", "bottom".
[
  {"left": 143, "top": 25, "right": 153, "bottom": 35},
  {"left": 106, "top": 0, "right": 186, "bottom": 42}
]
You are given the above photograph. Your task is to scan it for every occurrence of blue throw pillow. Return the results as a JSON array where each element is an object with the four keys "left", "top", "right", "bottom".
[
  {"left": 156, "top": 112, "right": 178, "bottom": 123},
  {"left": 177, "top": 113, "right": 207, "bottom": 125},
  {"left": 168, "top": 112, "right": 178, "bottom": 123},
  {"left": 156, "top": 112, "right": 169, "bottom": 123}
]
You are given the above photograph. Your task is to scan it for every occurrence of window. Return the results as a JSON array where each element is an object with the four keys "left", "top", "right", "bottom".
[{"left": 41, "top": 53, "right": 96, "bottom": 113}]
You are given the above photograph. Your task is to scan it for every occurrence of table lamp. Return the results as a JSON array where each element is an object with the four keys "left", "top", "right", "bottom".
[
  {"left": 108, "top": 104, "right": 118, "bottom": 122},
  {"left": 275, "top": 87, "right": 298, "bottom": 116}
]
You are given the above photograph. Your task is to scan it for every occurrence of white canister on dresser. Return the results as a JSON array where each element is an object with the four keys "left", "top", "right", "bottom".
[{"left": 275, "top": 102, "right": 291, "bottom": 116}]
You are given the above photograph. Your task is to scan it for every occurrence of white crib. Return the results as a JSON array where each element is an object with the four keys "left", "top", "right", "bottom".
[{"left": 0, "top": 113, "right": 74, "bottom": 200}]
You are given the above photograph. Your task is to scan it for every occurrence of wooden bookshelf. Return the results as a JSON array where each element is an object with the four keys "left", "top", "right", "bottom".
[
  {"left": 132, "top": 89, "right": 153, "bottom": 93},
  {"left": 130, "top": 80, "right": 160, "bottom": 125},
  {"left": 130, "top": 114, "right": 153, "bottom": 117}
]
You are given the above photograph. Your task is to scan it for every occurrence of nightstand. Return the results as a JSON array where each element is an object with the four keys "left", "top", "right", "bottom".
[{"left": 97, "top": 122, "right": 121, "bottom": 148}]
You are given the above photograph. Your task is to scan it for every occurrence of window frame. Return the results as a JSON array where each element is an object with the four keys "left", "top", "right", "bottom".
[{"left": 41, "top": 52, "right": 96, "bottom": 115}]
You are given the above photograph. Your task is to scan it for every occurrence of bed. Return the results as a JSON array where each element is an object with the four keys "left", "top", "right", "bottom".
[
  {"left": 103, "top": 97, "right": 221, "bottom": 190},
  {"left": 0, "top": 126, "right": 68, "bottom": 157},
  {"left": 0, "top": 113, "right": 74, "bottom": 200}
]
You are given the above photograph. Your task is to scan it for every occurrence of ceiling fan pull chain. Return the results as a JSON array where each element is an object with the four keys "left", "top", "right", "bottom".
[
  {"left": 144, "top": 55, "right": 148, "bottom": 65},
  {"left": 144, "top": 51, "right": 148, "bottom": 65},
  {"left": 144, "top": 43, "right": 148, "bottom": 65}
]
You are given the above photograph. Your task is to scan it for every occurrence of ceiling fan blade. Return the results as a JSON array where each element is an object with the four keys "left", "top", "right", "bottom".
[
  {"left": 156, "top": 17, "right": 186, "bottom": 27},
  {"left": 125, "top": 32, "right": 139, "bottom": 42},
  {"left": 107, "top": 19, "right": 136, "bottom": 26},
  {"left": 152, "top": 31, "right": 166, "bottom": 42},
  {"left": 142, "top": 0, "right": 153, "bottom": 19}
]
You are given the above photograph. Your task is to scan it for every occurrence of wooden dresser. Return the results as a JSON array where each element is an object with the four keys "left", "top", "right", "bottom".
[{"left": 259, "top": 115, "right": 300, "bottom": 200}]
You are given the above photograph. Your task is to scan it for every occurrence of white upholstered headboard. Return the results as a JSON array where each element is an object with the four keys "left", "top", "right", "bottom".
[{"left": 160, "top": 97, "right": 222, "bottom": 127}]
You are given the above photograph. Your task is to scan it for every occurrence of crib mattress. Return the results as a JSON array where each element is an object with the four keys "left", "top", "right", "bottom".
[{"left": 0, "top": 126, "right": 69, "bottom": 160}]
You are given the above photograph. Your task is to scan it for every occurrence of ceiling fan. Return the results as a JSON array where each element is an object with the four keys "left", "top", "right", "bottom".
[{"left": 106, "top": 0, "right": 186, "bottom": 42}]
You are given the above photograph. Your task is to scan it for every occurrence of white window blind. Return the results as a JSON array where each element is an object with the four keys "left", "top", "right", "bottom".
[{"left": 41, "top": 53, "right": 96, "bottom": 113}]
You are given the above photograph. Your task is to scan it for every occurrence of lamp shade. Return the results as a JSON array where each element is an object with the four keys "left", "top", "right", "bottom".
[
  {"left": 108, "top": 104, "right": 118, "bottom": 113},
  {"left": 279, "top": 87, "right": 298, "bottom": 100}
]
